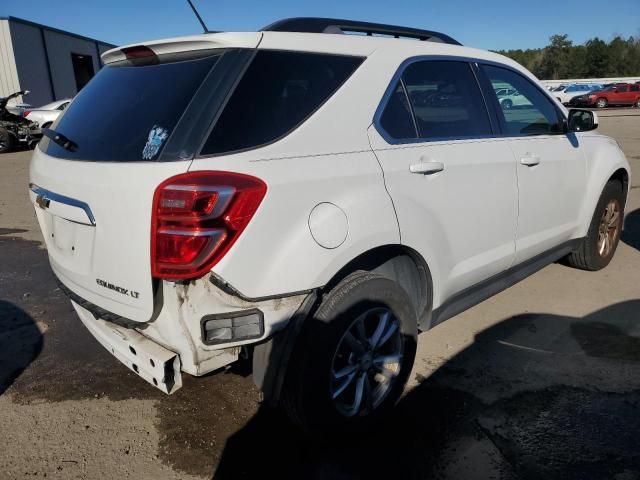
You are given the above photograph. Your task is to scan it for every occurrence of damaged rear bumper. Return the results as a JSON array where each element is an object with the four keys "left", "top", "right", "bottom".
[{"left": 72, "top": 301, "right": 182, "bottom": 394}]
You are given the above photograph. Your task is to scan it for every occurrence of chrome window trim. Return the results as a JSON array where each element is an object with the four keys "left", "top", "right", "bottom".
[
  {"left": 372, "top": 55, "right": 568, "bottom": 146},
  {"left": 29, "top": 183, "right": 96, "bottom": 226}
]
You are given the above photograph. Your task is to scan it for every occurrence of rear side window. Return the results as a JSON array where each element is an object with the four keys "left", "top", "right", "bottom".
[
  {"left": 378, "top": 61, "right": 492, "bottom": 141},
  {"left": 43, "top": 52, "right": 222, "bottom": 161},
  {"left": 379, "top": 82, "right": 417, "bottom": 139},
  {"left": 200, "top": 51, "right": 363, "bottom": 155}
]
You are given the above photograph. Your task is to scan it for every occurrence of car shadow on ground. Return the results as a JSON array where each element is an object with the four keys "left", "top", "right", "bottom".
[
  {"left": 213, "top": 300, "right": 640, "bottom": 480},
  {"left": 0, "top": 300, "right": 43, "bottom": 395},
  {"left": 622, "top": 207, "right": 640, "bottom": 251}
]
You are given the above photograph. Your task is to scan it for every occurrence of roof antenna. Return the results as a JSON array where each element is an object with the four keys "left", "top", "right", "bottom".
[{"left": 185, "top": 0, "right": 209, "bottom": 33}]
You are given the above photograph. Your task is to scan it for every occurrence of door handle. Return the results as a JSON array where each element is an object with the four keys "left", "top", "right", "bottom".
[
  {"left": 520, "top": 154, "right": 541, "bottom": 167},
  {"left": 409, "top": 161, "right": 445, "bottom": 175}
]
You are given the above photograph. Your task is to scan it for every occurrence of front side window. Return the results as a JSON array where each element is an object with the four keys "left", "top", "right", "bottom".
[
  {"left": 200, "top": 51, "right": 363, "bottom": 155},
  {"left": 482, "top": 65, "right": 563, "bottom": 136},
  {"left": 379, "top": 60, "right": 492, "bottom": 141}
]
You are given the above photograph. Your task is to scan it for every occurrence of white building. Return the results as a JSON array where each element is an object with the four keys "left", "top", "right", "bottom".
[{"left": 0, "top": 16, "right": 115, "bottom": 107}]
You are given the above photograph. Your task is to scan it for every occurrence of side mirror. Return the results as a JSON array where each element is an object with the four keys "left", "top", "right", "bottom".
[{"left": 567, "top": 109, "right": 598, "bottom": 132}]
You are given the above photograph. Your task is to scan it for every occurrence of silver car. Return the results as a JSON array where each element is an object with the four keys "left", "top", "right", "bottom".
[{"left": 25, "top": 99, "right": 72, "bottom": 129}]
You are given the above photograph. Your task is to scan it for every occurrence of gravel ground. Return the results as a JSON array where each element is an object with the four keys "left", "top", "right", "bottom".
[{"left": 0, "top": 109, "right": 639, "bottom": 479}]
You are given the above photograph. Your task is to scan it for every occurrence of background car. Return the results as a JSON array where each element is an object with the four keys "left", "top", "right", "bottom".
[
  {"left": 24, "top": 99, "right": 72, "bottom": 129},
  {"left": 569, "top": 83, "right": 640, "bottom": 108},
  {"left": 496, "top": 88, "right": 531, "bottom": 109},
  {"left": 554, "top": 83, "right": 603, "bottom": 104}
]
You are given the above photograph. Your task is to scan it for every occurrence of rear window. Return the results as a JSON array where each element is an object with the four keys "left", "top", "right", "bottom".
[
  {"left": 42, "top": 52, "right": 221, "bottom": 161},
  {"left": 200, "top": 51, "right": 364, "bottom": 156}
]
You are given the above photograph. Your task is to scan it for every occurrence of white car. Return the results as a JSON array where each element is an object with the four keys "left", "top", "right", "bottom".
[
  {"left": 495, "top": 88, "right": 531, "bottom": 109},
  {"left": 25, "top": 99, "right": 72, "bottom": 129},
  {"left": 28, "top": 18, "right": 630, "bottom": 430},
  {"left": 554, "top": 84, "right": 603, "bottom": 105}
]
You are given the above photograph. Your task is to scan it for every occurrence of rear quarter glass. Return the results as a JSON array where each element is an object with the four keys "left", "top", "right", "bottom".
[{"left": 41, "top": 50, "right": 223, "bottom": 162}]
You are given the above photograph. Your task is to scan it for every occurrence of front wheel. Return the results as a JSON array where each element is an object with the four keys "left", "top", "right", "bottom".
[
  {"left": 635, "top": 98, "right": 640, "bottom": 108},
  {"left": 596, "top": 97, "right": 608, "bottom": 108},
  {"left": 281, "top": 271, "right": 418, "bottom": 432},
  {"left": 0, "top": 128, "right": 14, "bottom": 154},
  {"left": 501, "top": 99, "right": 513, "bottom": 110},
  {"left": 566, "top": 180, "right": 625, "bottom": 271}
]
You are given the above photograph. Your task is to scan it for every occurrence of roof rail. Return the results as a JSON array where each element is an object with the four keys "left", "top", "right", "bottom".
[{"left": 262, "top": 17, "right": 461, "bottom": 46}]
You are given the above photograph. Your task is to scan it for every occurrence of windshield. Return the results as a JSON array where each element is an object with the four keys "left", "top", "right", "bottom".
[{"left": 41, "top": 51, "right": 222, "bottom": 161}]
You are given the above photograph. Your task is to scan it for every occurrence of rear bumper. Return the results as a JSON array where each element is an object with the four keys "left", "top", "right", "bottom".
[
  {"left": 58, "top": 270, "right": 310, "bottom": 391},
  {"left": 72, "top": 301, "right": 183, "bottom": 394}
]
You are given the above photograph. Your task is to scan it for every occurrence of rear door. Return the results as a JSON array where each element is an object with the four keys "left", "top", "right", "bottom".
[
  {"left": 29, "top": 45, "right": 256, "bottom": 322},
  {"left": 480, "top": 64, "right": 587, "bottom": 263},
  {"left": 369, "top": 60, "right": 518, "bottom": 304}
]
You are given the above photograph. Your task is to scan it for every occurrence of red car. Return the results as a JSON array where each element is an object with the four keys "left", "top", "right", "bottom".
[{"left": 569, "top": 83, "right": 640, "bottom": 108}]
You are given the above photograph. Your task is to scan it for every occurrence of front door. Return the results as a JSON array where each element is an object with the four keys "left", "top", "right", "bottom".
[{"left": 481, "top": 64, "right": 587, "bottom": 263}]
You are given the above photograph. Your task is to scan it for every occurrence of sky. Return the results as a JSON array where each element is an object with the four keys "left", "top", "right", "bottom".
[{"left": 2, "top": 0, "right": 639, "bottom": 51}]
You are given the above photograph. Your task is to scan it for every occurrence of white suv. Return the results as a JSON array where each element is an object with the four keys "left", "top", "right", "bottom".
[{"left": 29, "top": 18, "right": 630, "bottom": 430}]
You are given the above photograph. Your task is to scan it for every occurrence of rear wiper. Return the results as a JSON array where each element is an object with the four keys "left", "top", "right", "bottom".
[{"left": 43, "top": 128, "right": 78, "bottom": 152}]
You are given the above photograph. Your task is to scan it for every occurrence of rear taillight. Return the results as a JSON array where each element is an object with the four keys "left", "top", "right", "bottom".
[
  {"left": 151, "top": 171, "right": 267, "bottom": 279},
  {"left": 22, "top": 110, "right": 31, "bottom": 117}
]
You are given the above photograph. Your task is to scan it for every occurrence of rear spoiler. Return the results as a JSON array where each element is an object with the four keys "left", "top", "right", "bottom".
[{"left": 101, "top": 32, "right": 263, "bottom": 64}]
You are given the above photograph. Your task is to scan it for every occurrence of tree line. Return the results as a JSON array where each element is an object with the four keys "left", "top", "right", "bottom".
[{"left": 496, "top": 34, "right": 640, "bottom": 80}]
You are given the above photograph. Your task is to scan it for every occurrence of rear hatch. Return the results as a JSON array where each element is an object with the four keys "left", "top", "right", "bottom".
[{"left": 29, "top": 36, "right": 259, "bottom": 322}]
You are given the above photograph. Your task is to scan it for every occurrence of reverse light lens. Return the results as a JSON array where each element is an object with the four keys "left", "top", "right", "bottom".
[{"left": 151, "top": 172, "right": 267, "bottom": 280}]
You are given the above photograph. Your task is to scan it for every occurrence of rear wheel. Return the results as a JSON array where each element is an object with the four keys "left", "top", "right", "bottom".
[
  {"left": 281, "top": 271, "right": 417, "bottom": 432},
  {"left": 566, "top": 180, "right": 625, "bottom": 271},
  {"left": 596, "top": 97, "right": 608, "bottom": 108},
  {"left": 0, "top": 128, "right": 14, "bottom": 154}
]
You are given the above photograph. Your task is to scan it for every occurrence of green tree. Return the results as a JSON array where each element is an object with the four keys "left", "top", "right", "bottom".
[
  {"left": 496, "top": 33, "right": 640, "bottom": 79},
  {"left": 537, "top": 34, "right": 573, "bottom": 79}
]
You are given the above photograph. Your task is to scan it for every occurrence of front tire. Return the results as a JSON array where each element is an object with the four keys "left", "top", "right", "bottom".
[
  {"left": 0, "top": 127, "right": 14, "bottom": 154},
  {"left": 566, "top": 180, "right": 625, "bottom": 271},
  {"left": 281, "top": 271, "right": 418, "bottom": 432},
  {"left": 501, "top": 99, "right": 513, "bottom": 110},
  {"left": 596, "top": 97, "right": 608, "bottom": 108}
]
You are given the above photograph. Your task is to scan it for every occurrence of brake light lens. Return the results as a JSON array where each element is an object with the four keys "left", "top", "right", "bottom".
[
  {"left": 22, "top": 110, "right": 31, "bottom": 117},
  {"left": 151, "top": 171, "right": 267, "bottom": 279}
]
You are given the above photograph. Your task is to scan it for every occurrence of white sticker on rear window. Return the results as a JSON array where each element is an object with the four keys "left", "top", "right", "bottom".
[{"left": 142, "top": 125, "right": 169, "bottom": 160}]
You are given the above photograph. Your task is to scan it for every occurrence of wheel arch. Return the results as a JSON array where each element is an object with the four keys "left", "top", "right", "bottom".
[
  {"left": 577, "top": 137, "right": 631, "bottom": 238},
  {"left": 322, "top": 244, "right": 433, "bottom": 329}
]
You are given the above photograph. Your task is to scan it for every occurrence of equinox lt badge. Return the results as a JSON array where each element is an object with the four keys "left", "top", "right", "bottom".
[{"left": 96, "top": 278, "right": 140, "bottom": 299}]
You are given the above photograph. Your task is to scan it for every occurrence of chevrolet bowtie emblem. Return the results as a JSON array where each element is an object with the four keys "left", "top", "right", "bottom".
[{"left": 35, "top": 194, "right": 50, "bottom": 209}]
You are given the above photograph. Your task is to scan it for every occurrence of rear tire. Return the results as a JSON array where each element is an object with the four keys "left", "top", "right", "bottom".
[
  {"left": 0, "top": 128, "right": 14, "bottom": 154},
  {"left": 566, "top": 180, "right": 625, "bottom": 271},
  {"left": 596, "top": 97, "right": 608, "bottom": 108},
  {"left": 281, "top": 271, "right": 417, "bottom": 432}
]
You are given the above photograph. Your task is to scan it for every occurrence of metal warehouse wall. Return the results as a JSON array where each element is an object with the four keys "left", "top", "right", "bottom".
[
  {"left": 0, "top": 20, "right": 20, "bottom": 99},
  {"left": 4, "top": 17, "right": 115, "bottom": 107}
]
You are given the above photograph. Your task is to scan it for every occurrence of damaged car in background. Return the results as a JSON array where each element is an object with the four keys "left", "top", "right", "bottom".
[{"left": 0, "top": 90, "right": 41, "bottom": 154}]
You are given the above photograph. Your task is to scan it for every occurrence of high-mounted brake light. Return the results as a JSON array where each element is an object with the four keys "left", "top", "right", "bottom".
[
  {"left": 151, "top": 171, "right": 267, "bottom": 280},
  {"left": 121, "top": 45, "right": 157, "bottom": 60}
]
